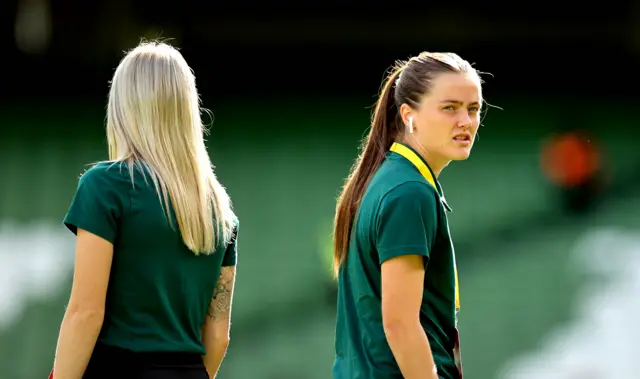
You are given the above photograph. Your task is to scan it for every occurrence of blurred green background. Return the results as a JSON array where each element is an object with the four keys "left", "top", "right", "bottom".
[{"left": 2, "top": 2, "right": 640, "bottom": 378}]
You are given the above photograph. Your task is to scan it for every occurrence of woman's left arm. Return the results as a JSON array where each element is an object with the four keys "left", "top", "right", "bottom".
[{"left": 53, "top": 228, "right": 113, "bottom": 379}]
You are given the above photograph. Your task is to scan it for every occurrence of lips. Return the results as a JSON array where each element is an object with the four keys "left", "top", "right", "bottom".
[{"left": 453, "top": 133, "right": 471, "bottom": 141}]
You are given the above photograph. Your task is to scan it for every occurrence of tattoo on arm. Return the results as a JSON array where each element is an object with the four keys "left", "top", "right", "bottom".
[{"left": 207, "top": 267, "right": 235, "bottom": 321}]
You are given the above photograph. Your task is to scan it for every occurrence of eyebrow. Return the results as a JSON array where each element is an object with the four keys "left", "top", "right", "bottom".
[{"left": 440, "top": 100, "right": 482, "bottom": 106}]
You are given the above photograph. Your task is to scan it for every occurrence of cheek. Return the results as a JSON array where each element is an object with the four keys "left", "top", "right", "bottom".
[
  {"left": 421, "top": 124, "right": 452, "bottom": 147},
  {"left": 471, "top": 114, "right": 481, "bottom": 132},
  {"left": 419, "top": 116, "right": 448, "bottom": 138}
]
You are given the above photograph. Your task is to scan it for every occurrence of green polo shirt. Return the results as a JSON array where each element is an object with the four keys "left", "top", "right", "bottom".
[
  {"left": 63, "top": 161, "right": 237, "bottom": 354},
  {"left": 333, "top": 144, "right": 461, "bottom": 379}
]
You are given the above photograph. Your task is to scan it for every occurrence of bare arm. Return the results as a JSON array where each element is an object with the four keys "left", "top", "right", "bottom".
[
  {"left": 202, "top": 266, "right": 236, "bottom": 378},
  {"left": 381, "top": 255, "right": 438, "bottom": 379},
  {"left": 54, "top": 229, "right": 112, "bottom": 379}
]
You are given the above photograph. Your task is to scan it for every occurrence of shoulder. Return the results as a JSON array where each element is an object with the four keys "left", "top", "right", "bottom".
[
  {"left": 80, "top": 161, "right": 126, "bottom": 179},
  {"left": 77, "top": 161, "right": 132, "bottom": 191},
  {"left": 362, "top": 159, "right": 437, "bottom": 214},
  {"left": 384, "top": 181, "right": 436, "bottom": 198},
  {"left": 379, "top": 181, "right": 438, "bottom": 210},
  {"left": 373, "top": 154, "right": 431, "bottom": 191}
]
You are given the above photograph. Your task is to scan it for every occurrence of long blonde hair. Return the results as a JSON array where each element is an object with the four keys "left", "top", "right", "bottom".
[{"left": 106, "top": 40, "right": 235, "bottom": 255}]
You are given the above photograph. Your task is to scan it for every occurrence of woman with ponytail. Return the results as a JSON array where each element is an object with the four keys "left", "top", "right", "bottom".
[{"left": 332, "top": 52, "right": 485, "bottom": 379}]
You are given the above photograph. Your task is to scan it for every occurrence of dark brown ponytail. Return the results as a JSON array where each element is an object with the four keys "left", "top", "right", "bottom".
[{"left": 332, "top": 63, "right": 405, "bottom": 276}]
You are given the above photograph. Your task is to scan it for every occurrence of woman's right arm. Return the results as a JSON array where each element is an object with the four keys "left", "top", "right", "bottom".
[
  {"left": 381, "top": 255, "right": 438, "bottom": 379},
  {"left": 202, "top": 266, "right": 236, "bottom": 378},
  {"left": 376, "top": 182, "right": 440, "bottom": 379}
]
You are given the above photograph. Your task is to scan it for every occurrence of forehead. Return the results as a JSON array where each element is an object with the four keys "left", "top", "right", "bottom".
[{"left": 425, "top": 72, "right": 482, "bottom": 103}]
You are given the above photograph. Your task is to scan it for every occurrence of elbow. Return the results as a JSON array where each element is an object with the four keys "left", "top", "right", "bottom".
[
  {"left": 203, "top": 330, "right": 230, "bottom": 350},
  {"left": 203, "top": 336, "right": 230, "bottom": 358},
  {"left": 202, "top": 319, "right": 231, "bottom": 352},
  {"left": 213, "top": 335, "right": 230, "bottom": 348},
  {"left": 382, "top": 317, "right": 419, "bottom": 341},
  {"left": 65, "top": 307, "right": 104, "bottom": 327}
]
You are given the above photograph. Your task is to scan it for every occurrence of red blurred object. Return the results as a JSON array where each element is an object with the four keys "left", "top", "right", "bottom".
[
  {"left": 540, "top": 132, "right": 601, "bottom": 188},
  {"left": 48, "top": 368, "right": 54, "bottom": 379},
  {"left": 540, "top": 130, "right": 607, "bottom": 213}
]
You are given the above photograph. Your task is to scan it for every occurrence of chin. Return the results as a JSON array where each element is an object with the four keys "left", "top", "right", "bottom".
[{"left": 448, "top": 149, "right": 472, "bottom": 161}]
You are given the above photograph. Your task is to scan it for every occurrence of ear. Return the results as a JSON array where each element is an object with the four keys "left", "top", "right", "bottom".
[{"left": 399, "top": 103, "right": 414, "bottom": 129}]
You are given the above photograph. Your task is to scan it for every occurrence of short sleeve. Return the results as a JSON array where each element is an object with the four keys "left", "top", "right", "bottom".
[
  {"left": 221, "top": 222, "right": 238, "bottom": 267},
  {"left": 375, "top": 182, "right": 439, "bottom": 265},
  {"left": 63, "top": 165, "right": 125, "bottom": 244}
]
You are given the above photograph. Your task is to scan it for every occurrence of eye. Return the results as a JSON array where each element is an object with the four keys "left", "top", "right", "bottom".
[
  {"left": 468, "top": 107, "right": 480, "bottom": 113},
  {"left": 443, "top": 105, "right": 456, "bottom": 111}
]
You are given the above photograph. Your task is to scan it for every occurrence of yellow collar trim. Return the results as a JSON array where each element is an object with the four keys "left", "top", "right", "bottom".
[{"left": 389, "top": 142, "right": 437, "bottom": 192}]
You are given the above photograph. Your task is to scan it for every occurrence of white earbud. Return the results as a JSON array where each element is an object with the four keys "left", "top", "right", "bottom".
[{"left": 409, "top": 116, "right": 414, "bottom": 134}]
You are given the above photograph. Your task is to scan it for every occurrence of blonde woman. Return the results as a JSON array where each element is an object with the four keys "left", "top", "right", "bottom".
[{"left": 51, "top": 41, "right": 237, "bottom": 379}]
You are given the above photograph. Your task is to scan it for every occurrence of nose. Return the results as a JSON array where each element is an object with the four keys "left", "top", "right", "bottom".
[{"left": 456, "top": 112, "right": 472, "bottom": 128}]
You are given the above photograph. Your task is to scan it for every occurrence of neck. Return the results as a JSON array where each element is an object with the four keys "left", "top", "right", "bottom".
[{"left": 400, "top": 137, "right": 449, "bottom": 178}]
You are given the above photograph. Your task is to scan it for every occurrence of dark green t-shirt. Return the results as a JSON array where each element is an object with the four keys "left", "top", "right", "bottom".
[
  {"left": 333, "top": 147, "right": 461, "bottom": 379},
  {"left": 64, "top": 161, "right": 237, "bottom": 354}
]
